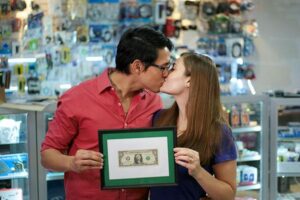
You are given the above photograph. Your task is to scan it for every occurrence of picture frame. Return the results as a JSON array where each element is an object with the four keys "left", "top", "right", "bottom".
[{"left": 98, "top": 126, "right": 178, "bottom": 189}]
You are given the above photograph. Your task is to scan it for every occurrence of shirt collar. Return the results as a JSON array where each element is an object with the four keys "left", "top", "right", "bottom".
[
  {"left": 97, "top": 68, "right": 148, "bottom": 98},
  {"left": 97, "top": 68, "right": 113, "bottom": 94}
]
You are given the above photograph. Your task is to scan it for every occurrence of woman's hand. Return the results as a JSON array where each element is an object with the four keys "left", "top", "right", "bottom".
[{"left": 174, "top": 147, "right": 202, "bottom": 178}]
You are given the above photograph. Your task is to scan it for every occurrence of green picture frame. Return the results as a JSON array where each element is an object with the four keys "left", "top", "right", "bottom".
[{"left": 98, "top": 127, "right": 178, "bottom": 189}]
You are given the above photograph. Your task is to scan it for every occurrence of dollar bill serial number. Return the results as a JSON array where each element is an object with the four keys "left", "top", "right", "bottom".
[{"left": 118, "top": 149, "right": 158, "bottom": 167}]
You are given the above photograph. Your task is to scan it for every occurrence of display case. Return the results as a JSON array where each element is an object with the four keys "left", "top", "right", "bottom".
[
  {"left": 222, "top": 95, "right": 269, "bottom": 200},
  {"left": 270, "top": 98, "right": 300, "bottom": 200},
  {"left": 36, "top": 102, "right": 65, "bottom": 200},
  {"left": 0, "top": 104, "right": 38, "bottom": 200},
  {"left": 161, "top": 94, "right": 269, "bottom": 200}
]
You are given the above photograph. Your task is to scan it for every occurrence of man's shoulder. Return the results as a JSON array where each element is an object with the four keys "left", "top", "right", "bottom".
[{"left": 59, "top": 77, "right": 98, "bottom": 102}]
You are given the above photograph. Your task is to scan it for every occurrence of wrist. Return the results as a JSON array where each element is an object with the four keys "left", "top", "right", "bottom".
[
  {"left": 194, "top": 166, "right": 206, "bottom": 181},
  {"left": 67, "top": 156, "right": 75, "bottom": 172}
]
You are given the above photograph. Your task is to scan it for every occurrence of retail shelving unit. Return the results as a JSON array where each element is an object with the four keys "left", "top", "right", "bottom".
[
  {"left": 0, "top": 104, "right": 38, "bottom": 200},
  {"left": 270, "top": 98, "right": 300, "bottom": 200},
  {"left": 222, "top": 95, "right": 269, "bottom": 200},
  {"left": 36, "top": 102, "right": 65, "bottom": 200}
]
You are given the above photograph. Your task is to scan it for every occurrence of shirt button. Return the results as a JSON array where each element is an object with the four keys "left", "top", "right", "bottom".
[
  {"left": 111, "top": 87, "right": 114, "bottom": 91},
  {"left": 121, "top": 189, "right": 125, "bottom": 192},
  {"left": 118, "top": 102, "right": 121, "bottom": 106},
  {"left": 124, "top": 123, "right": 128, "bottom": 127}
]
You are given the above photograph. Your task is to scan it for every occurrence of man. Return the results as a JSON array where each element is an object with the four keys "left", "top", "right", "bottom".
[{"left": 41, "top": 26, "right": 174, "bottom": 200}]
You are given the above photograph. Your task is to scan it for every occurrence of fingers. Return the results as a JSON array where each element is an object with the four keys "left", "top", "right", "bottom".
[
  {"left": 77, "top": 149, "right": 103, "bottom": 162},
  {"left": 175, "top": 155, "right": 194, "bottom": 163},
  {"left": 174, "top": 147, "right": 199, "bottom": 162},
  {"left": 174, "top": 147, "right": 201, "bottom": 176},
  {"left": 175, "top": 159, "right": 191, "bottom": 168},
  {"left": 71, "top": 149, "right": 104, "bottom": 173}
]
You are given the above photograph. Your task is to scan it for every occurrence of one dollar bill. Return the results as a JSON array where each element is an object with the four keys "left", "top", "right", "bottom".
[{"left": 118, "top": 149, "right": 158, "bottom": 167}]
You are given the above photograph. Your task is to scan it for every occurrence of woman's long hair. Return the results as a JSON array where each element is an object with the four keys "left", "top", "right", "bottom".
[{"left": 155, "top": 53, "right": 227, "bottom": 165}]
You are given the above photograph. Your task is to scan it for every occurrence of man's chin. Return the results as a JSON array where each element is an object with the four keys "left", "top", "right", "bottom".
[{"left": 147, "top": 87, "right": 160, "bottom": 93}]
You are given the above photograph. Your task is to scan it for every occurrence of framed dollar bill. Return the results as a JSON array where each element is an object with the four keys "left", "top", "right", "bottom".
[{"left": 98, "top": 127, "right": 177, "bottom": 189}]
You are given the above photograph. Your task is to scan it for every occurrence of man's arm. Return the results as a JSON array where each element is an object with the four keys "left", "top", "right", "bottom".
[{"left": 41, "top": 148, "right": 103, "bottom": 173}]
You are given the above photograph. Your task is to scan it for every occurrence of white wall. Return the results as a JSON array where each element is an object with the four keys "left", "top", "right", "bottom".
[
  {"left": 251, "top": 0, "right": 300, "bottom": 94},
  {"left": 177, "top": 0, "right": 300, "bottom": 94}
]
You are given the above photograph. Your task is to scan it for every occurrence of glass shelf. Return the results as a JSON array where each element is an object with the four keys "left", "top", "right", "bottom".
[
  {"left": 232, "top": 126, "right": 262, "bottom": 134},
  {"left": 277, "top": 162, "right": 300, "bottom": 175},
  {"left": 237, "top": 183, "right": 261, "bottom": 191},
  {"left": 0, "top": 172, "right": 28, "bottom": 180},
  {"left": 46, "top": 172, "right": 64, "bottom": 181},
  {"left": 237, "top": 155, "right": 261, "bottom": 162},
  {"left": 278, "top": 138, "right": 300, "bottom": 142}
]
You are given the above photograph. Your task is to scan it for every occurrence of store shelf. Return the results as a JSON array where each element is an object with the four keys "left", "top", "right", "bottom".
[
  {"left": 277, "top": 138, "right": 300, "bottom": 142},
  {"left": 277, "top": 172, "right": 300, "bottom": 177},
  {"left": 278, "top": 126, "right": 289, "bottom": 130},
  {"left": 0, "top": 172, "right": 28, "bottom": 180},
  {"left": 232, "top": 126, "right": 262, "bottom": 133},
  {"left": 237, "top": 155, "right": 261, "bottom": 162},
  {"left": 46, "top": 172, "right": 64, "bottom": 181},
  {"left": 277, "top": 192, "right": 300, "bottom": 200},
  {"left": 277, "top": 162, "right": 300, "bottom": 175},
  {"left": 0, "top": 142, "right": 27, "bottom": 145},
  {"left": 237, "top": 183, "right": 261, "bottom": 191}
]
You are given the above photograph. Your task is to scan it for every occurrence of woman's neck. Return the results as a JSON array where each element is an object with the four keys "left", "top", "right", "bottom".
[{"left": 175, "top": 93, "right": 189, "bottom": 136}]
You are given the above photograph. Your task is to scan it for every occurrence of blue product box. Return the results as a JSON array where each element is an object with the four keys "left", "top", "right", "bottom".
[{"left": 0, "top": 153, "right": 28, "bottom": 179}]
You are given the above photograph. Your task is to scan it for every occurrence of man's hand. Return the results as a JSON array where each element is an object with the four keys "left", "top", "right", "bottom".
[{"left": 69, "top": 149, "right": 103, "bottom": 173}]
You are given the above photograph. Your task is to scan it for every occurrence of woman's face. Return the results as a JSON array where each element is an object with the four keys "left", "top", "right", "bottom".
[{"left": 160, "top": 57, "right": 190, "bottom": 95}]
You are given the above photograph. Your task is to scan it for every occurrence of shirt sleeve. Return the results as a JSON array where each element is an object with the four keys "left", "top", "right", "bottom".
[
  {"left": 41, "top": 97, "right": 78, "bottom": 153},
  {"left": 213, "top": 125, "right": 237, "bottom": 164}
]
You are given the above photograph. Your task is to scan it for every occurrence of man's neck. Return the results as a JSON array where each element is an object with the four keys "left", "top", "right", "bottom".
[{"left": 109, "top": 71, "right": 141, "bottom": 99}]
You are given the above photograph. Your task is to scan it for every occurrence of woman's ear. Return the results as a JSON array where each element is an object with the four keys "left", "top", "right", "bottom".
[{"left": 185, "top": 77, "right": 191, "bottom": 88}]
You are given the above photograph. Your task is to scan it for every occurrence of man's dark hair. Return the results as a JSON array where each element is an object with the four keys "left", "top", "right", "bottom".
[{"left": 115, "top": 26, "right": 173, "bottom": 74}]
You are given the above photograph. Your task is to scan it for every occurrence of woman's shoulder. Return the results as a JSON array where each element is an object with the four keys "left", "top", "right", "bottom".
[
  {"left": 154, "top": 109, "right": 166, "bottom": 117},
  {"left": 214, "top": 124, "right": 237, "bottom": 163},
  {"left": 220, "top": 124, "right": 233, "bottom": 137},
  {"left": 152, "top": 109, "right": 164, "bottom": 123}
]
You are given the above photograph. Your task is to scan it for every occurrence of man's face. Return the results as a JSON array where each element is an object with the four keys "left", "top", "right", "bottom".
[
  {"left": 139, "top": 47, "right": 172, "bottom": 93},
  {"left": 160, "top": 57, "right": 189, "bottom": 96}
]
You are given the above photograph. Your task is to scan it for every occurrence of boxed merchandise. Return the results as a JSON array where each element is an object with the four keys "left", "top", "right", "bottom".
[
  {"left": 0, "top": 153, "right": 28, "bottom": 178},
  {"left": 237, "top": 165, "right": 258, "bottom": 186},
  {"left": 0, "top": 188, "right": 22, "bottom": 200},
  {"left": 0, "top": 119, "right": 21, "bottom": 144}
]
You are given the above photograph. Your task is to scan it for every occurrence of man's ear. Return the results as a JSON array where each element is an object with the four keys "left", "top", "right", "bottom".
[{"left": 130, "top": 59, "right": 143, "bottom": 74}]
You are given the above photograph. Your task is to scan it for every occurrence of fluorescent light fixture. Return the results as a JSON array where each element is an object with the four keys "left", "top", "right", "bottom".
[
  {"left": 59, "top": 84, "right": 72, "bottom": 90},
  {"left": 237, "top": 79, "right": 244, "bottom": 89},
  {"left": 236, "top": 58, "right": 244, "bottom": 65},
  {"left": 8, "top": 86, "right": 18, "bottom": 91},
  {"left": 8, "top": 58, "right": 37, "bottom": 63},
  {"left": 86, "top": 56, "right": 103, "bottom": 62},
  {"left": 35, "top": 53, "right": 46, "bottom": 58},
  {"left": 247, "top": 80, "right": 256, "bottom": 95}
]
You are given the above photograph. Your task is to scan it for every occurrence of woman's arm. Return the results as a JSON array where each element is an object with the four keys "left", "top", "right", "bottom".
[
  {"left": 174, "top": 148, "right": 236, "bottom": 200},
  {"left": 195, "top": 160, "right": 237, "bottom": 200}
]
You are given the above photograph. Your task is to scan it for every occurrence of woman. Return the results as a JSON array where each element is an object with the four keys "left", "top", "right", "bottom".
[{"left": 150, "top": 52, "right": 237, "bottom": 200}]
